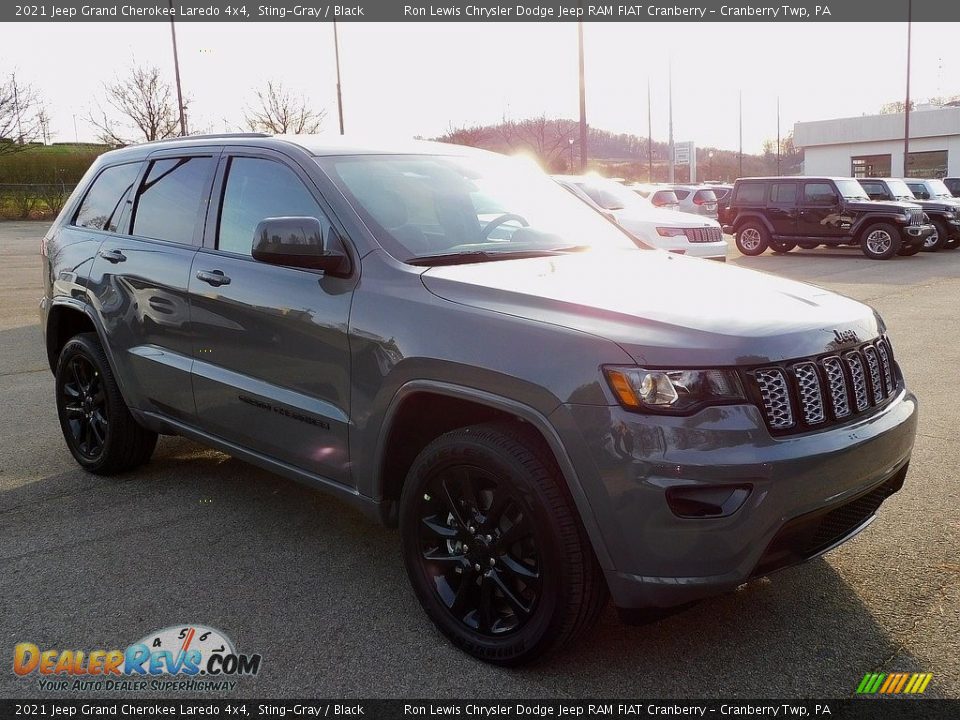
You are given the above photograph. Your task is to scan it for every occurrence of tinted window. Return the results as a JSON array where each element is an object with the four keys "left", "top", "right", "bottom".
[
  {"left": 734, "top": 183, "right": 765, "bottom": 204},
  {"left": 72, "top": 162, "right": 141, "bottom": 232},
  {"left": 673, "top": 189, "right": 690, "bottom": 200},
  {"left": 218, "top": 157, "right": 328, "bottom": 256},
  {"left": 770, "top": 183, "right": 797, "bottom": 204},
  {"left": 859, "top": 182, "right": 885, "bottom": 199},
  {"left": 694, "top": 189, "right": 717, "bottom": 203},
  {"left": 944, "top": 178, "right": 960, "bottom": 195},
  {"left": 905, "top": 182, "right": 927, "bottom": 198},
  {"left": 131, "top": 156, "right": 215, "bottom": 244},
  {"left": 652, "top": 190, "right": 679, "bottom": 205},
  {"left": 803, "top": 183, "right": 837, "bottom": 205}
]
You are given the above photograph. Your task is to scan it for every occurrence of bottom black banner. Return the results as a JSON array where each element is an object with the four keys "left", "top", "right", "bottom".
[{"left": 0, "top": 700, "right": 956, "bottom": 720}]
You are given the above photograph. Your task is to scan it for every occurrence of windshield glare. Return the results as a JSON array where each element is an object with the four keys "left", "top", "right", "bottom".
[
  {"left": 887, "top": 179, "right": 915, "bottom": 199},
  {"left": 836, "top": 179, "right": 870, "bottom": 200},
  {"left": 577, "top": 177, "right": 648, "bottom": 211},
  {"left": 320, "top": 154, "right": 638, "bottom": 263},
  {"left": 927, "top": 179, "right": 952, "bottom": 198}
]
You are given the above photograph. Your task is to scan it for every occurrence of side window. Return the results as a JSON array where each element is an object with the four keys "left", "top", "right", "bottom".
[
  {"left": 131, "top": 156, "right": 216, "bottom": 244},
  {"left": 734, "top": 183, "right": 765, "bottom": 204},
  {"left": 674, "top": 189, "right": 690, "bottom": 200},
  {"left": 906, "top": 182, "right": 928, "bottom": 199},
  {"left": 217, "top": 157, "right": 330, "bottom": 256},
  {"left": 72, "top": 162, "right": 142, "bottom": 232},
  {"left": 859, "top": 182, "right": 884, "bottom": 199},
  {"left": 803, "top": 183, "right": 837, "bottom": 206},
  {"left": 769, "top": 183, "right": 797, "bottom": 204}
]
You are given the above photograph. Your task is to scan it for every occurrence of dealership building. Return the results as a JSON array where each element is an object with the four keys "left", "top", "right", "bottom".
[{"left": 794, "top": 105, "right": 960, "bottom": 178}]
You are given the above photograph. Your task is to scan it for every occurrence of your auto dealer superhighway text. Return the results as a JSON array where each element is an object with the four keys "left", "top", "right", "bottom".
[{"left": 403, "top": 5, "right": 826, "bottom": 18}]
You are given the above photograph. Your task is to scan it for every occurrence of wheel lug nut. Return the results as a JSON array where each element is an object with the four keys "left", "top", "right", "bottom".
[
  {"left": 485, "top": 534, "right": 493, "bottom": 542},
  {"left": 474, "top": 563, "right": 481, "bottom": 572},
  {"left": 462, "top": 544, "right": 469, "bottom": 552},
  {"left": 489, "top": 558, "right": 495, "bottom": 567},
  {"left": 423, "top": 493, "right": 431, "bottom": 501},
  {"left": 469, "top": 526, "right": 475, "bottom": 534}
]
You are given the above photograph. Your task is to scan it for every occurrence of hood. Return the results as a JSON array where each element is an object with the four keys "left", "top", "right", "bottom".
[
  {"left": 845, "top": 199, "right": 920, "bottom": 213},
  {"left": 913, "top": 198, "right": 960, "bottom": 213},
  {"left": 612, "top": 205, "right": 719, "bottom": 229},
  {"left": 420, "top": 249, "right": 881, "bottom": 367}
]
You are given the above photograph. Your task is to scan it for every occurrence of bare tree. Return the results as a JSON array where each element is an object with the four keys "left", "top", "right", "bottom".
[
  {"left": 437, "top": 122, "right": 490, "bottom": 148},
  {"left": 498, "top": 115, "right": 578, "bottom": 169},
  {"left": 87, "top": 64, "right": 184, "bottom": 145},
  {"left": 244, "top": 81, "right": 326, "bottom": 135},
  {"left": 0, "top": 73, "right": 45, "bottom": 155}
]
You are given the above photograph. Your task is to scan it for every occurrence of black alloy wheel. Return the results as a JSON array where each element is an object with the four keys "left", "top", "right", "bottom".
[
  {"left": 415, "top": 464, "right": 542, "bottom": 636},
  {"left": 60, "top": 353, "right": 109, "bottom": 460}
]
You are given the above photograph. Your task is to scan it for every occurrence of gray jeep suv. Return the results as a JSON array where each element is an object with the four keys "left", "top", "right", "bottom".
[{"left": 40, "top": 134, "right": 918, "bottom": 665}]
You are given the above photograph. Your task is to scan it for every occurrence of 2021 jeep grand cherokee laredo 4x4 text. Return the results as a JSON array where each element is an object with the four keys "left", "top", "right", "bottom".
[
  {"left": 41, "top": 135, "right": 918, "bottom": 664},
  {"left": 720, "top": 176, "right": 933, "bottom": 259}
]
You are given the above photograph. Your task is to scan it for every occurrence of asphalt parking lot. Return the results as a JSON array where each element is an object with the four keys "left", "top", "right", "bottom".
[{"left": 1, "top": 220, "right": 957, "bottom": 700}]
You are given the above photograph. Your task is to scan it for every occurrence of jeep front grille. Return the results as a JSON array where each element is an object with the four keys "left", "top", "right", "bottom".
[
  {"left": 908, "top": 208, "right": 924, "bottom": 226},
  {"left": 748, "top": 337, "right": 899, "bottom": 435},
  {"left": 683, "top": 227, "right": 723, "bottom": 243}
]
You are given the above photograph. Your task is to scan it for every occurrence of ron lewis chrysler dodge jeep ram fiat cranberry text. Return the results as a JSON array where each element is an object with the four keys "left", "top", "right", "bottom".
[{"left": 40, "top": 135, "right": 918, "bottom": 664}]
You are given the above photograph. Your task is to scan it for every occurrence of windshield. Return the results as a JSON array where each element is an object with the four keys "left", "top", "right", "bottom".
[
  {"left": 836, "top": 179, "right": 870, "bottom": 200},
  {"left": 319, "top": 154, "right": 637, "bottom": 264},
  {"left": 926, "top": 179, "right": 953, "bottom": 199},
  {"left": 886, "top": 179, "right": 916, "bottom": 200},
  {"left": 574, "top": 177, "right": 648, "bottom": 211}
]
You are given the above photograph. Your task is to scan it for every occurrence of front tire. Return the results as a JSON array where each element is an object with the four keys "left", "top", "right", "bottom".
[
  {"left": 860, "top": 223, "right": 901, "bottom": 260},
  {"left": 55, "top": 333, "right": 157, "bottom": 475},
  {"left": 797, "top": 241, "right": 819, "bottom": 250},
  {"left": 399, "top": 422, "right": 606, "bottom": 665},
  {"left": 735, "top": 222, "right": 769, "bottom": 256},
  {"left": 923, "top": 219, "right": 949, "bottom": 252}
]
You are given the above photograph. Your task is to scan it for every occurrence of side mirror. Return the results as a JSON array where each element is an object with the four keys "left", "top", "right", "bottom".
[{"left": 251, "top": 216, "right": 348, "bottom": 274}]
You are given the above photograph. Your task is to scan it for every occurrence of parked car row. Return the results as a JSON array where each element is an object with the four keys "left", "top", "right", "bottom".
[
  {"left": 720, "top": 175, "right": 960, "bottom": 260},
  {"left": 554, "top": 175, "right": 728, "bottom": 261}
]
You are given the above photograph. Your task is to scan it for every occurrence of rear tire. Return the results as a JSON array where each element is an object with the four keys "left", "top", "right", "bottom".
[
  {"left": 860, "top": 223, "right": 901, "bottom": 260},
  {"left": 768, "top": 239, "right": 797, "bottom": 254},
  {"left": 399, "top": 422, "right": 607, "bottom": 665},
  {"left": 735, "top": 222, "right": 769, "bottom": 256},
  {"left": 923, "top": 219, "right": 949, "bottom": 252},
  {"left": 55, "top": 333, "right": 157, "bottom": 475}
]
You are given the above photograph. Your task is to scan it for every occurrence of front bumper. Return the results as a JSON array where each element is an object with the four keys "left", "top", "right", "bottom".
[
  {"left": 549, "top": 388, "right": 917, "bottom": 609},
  {"left": 901, "top": 223, "right": 935, "bottom": 245}
]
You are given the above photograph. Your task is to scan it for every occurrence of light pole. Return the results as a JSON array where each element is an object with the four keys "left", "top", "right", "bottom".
[
  {"left": 568, "top": 137, "right": 575, "bottom": 171},
  {"left": 333, "top": 21, "right": 345, "bottom": 135},
  {"left": 904, "top": 0, "right": 913, "bottom": 176},
  {"left": 776, "top": 96, "right": 781, "bottom": 176},
  {"left": 577, "top": 21, "right": 588, "bottom": 171},
  {"left": 708, "top": 151, "right": 714, "bottom": 180},
  {"left": 738, "top": 90, "right": 743, "bottom": 179},
  {"left": 668, "top": 58, "right": 675, "bottom": 183},
  {"left": 167, "top": 0, "right": 187, "bottom": 136},
  {"left": 647, "top": 77, "right": 653, "bottom": 182}
]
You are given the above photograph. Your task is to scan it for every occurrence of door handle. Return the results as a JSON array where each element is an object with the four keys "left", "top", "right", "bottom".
[
  {"left": 98, "top": 249, "right": 126, "bottom": 264},
  {"left": 196, "top": 269, "right": 231, "bottom": 287}
]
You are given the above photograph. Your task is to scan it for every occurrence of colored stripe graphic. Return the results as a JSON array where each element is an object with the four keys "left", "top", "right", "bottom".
[{"left": 857, "top": 672, "right": 932, "bottom": 694}]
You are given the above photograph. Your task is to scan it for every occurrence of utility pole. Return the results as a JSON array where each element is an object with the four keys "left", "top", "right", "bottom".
[
  {"left": 333, "top": 21, "right": 345, "bottom": 135},
  {"left": 738, "top": 90, "right": 743, "bottom": 179},
  {"left": 168, "top": 0, "right": 187, "bottom": 136},
  {"left": 904, "top": 0, "right": 913, "bottom": 176},
  {"left": 577, "top": 21, "right": 588, "bottom": 171},
  {"left": 775, "top": 96, "right": 781, "bottom": 176},
  {"left": 668, "top": 58, "right": 675, "bottom": 183},
  {"left": 647, "top": 78, "right": 653, "bottom": 182}
]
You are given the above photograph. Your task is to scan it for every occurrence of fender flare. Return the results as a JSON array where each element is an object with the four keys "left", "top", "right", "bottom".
[
  {"left": 732, "top": 212, "right": 774, "bottom": 235},
  {"left": 373, "top": 379, "right": 614, "bottom": 569}
]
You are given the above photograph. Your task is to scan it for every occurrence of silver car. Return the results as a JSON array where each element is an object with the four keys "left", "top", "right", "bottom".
[{"left": 669, "top": 184, "right": 720, "bottom": 219}]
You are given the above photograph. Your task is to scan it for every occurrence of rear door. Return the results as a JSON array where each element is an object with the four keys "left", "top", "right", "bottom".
[
  {"left": 798, "top": 181, "right": 845, "bottom": 240},
  {"left": 766, "top": 182, "right": 798, "bottom": 236},
  {"left": 87, "top": 147, "right": 219, "bottom": 421},
  {"left": 187, "top": 148, "right": 356, "bottom": 484}
]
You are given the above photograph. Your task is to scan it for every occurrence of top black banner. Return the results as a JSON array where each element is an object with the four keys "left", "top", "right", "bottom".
[{"left": 2, "top": 0, "right": 956, "bottom": 23}]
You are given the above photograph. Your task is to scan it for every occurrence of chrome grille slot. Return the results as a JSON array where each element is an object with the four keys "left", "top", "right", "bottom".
[
  {"left": 754, "top": 369, "right": 794, "bottom": 429},
  {"left": 792, "top": 363, "right": 825, "bottom": 424},
  {"left": 844, "top": 351, "right": 870, "bottom": 412},
  {"left": 862, "top": 345, "right": 884, "bottom": 404},
  {"left": 683, "top": 227, "right": 722, "bottom": 243},
  {"left": 822, "top": 357, "right": 851, "bottom": 418},
  {"left": 876, "top": 339, "right": 895, "bottom": 397}
]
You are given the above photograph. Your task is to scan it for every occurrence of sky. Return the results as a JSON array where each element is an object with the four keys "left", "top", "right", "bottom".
[{"left": 4, "top": 21, "right": 955, "bottom": 153}]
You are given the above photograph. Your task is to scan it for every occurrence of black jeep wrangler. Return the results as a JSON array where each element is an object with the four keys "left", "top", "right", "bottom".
[
  {"left": 720, "top": 177, "right": 934, "bottom": 260},
  {"left": 858, "top": 177, "right": 960, "bottom": 252}
]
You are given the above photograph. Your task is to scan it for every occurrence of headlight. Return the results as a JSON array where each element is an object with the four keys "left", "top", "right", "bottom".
[
  {"left": 656, "top": 227, "right": 688, "bottom": 237},
  {"left": 604, "top": 366, "right": 745, "bottom": 414},
  {"left": 895, "top": 214, "right": 909, "bottom": 223}
]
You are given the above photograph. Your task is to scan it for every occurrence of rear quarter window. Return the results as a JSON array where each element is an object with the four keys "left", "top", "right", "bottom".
[
  {"left": 130, "top": 156, "right": 216, "bottom": 244},
  {"left": 673, "top": 189, "right": 691, "bottom": 200},
  {"left": 694, "top": 189, "right": 717, "bottom": 203},
  {"left": 734, "top": 183, "right": 766, "bottom": 204},
  {"left": 72, "top": 162, "right": 142, "bottom": 232}
]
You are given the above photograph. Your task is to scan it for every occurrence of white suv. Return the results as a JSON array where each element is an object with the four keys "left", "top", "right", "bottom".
[{"left": 555, "top": 175, "right": 727, "bottom": 261}]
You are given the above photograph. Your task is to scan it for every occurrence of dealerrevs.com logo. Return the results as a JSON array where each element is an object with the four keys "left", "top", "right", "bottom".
[{"left": 13, "top": 625, "right": 262, "bottom": 692}]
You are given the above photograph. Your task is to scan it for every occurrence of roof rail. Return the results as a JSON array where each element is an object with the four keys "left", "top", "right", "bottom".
[{"left": 142, "top": 132, "right": 271, "bottom": 146}]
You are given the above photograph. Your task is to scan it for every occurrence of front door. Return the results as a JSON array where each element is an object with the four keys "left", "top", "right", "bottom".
[
  {"left": 187, "top": 150, "right": 355, "bottom": 485},
  {"left": 87, "top": 149, "right": 219, "bottom": 422},
  {"left": 797, "top": 181, "right": 846, "bottom": 240}
]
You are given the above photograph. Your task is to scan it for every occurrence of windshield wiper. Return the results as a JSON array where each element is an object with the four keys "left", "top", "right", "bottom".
[{"left": 408, "top": 249, "right": 563, "bottom": 267}]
